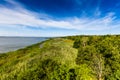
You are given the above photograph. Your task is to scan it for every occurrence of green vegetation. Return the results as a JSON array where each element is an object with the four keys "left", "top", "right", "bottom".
[{"left": 0, "top": 35, "right": 120, "bottom": 80}]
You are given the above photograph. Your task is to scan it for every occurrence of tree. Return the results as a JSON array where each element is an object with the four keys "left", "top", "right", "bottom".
[
  {"left": 77, "top": 45, "right": 104, "bottom": 80},
  {"left": 91, "top": 53, "right": 104, "bottom": 80}
]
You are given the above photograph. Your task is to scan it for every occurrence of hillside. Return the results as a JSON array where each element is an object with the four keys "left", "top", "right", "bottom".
[{"left": 0, "top": 35, "right": 120, "bottom": 80}]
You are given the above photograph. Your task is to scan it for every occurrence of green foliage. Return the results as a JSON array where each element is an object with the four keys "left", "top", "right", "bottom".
[
  {"left": 75, "top": 64, "right": 94, "bottom": 80},
  {"left": 0, "top": 35, "right": 120, "bottom": 80},
  {"left": 0, "top": 38, "right": 78, "bottom": 80},
  {"left": 70, "top": 35, "right": 120, "bottom": 80}
]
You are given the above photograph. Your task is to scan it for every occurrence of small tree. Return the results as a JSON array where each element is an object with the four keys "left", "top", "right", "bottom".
[{"left": 91, "top": 53, "right": 104, "bottom": 80}]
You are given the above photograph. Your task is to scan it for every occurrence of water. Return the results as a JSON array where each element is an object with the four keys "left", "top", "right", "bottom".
[{"left": 0, "top": 37, "right": 48, "bottom": 53}]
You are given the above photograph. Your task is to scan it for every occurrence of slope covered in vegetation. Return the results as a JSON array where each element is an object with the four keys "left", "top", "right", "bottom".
[
  {"left": 0, "top": 35, "right": 120, "bottom": 80},
  {"left": 0, "top": 38, "right": 78, "bottom": 80}
]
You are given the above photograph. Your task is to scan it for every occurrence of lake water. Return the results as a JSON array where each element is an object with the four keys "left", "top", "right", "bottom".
[{"left": 0, "top": 37, "right": 48, "bottom": 53}]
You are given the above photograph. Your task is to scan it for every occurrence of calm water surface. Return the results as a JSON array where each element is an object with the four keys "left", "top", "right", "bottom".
[{"left": 0, "top": 37, "right": 48, "bottom": 53}]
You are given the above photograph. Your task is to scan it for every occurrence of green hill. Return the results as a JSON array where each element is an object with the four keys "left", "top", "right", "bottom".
[{"left": 0, "top": 35, "right": 120, "bottom": 80}]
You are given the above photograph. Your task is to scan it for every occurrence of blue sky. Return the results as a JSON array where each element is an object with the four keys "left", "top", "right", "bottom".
[{"left": 0, "top": 0, "right": 120, "bottom": 37}]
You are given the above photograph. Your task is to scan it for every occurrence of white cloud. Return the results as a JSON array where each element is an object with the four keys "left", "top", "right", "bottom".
[
  {"left": 0, "top": 0, "right": 120, "bottom": 36},
  {"left": 0, "top": 6, "right": 118, "bottom": 30}
]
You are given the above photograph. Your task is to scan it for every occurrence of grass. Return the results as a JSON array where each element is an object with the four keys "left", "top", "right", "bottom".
[{"left": 0, "top": 38, "right": 78, "bottom": 80}]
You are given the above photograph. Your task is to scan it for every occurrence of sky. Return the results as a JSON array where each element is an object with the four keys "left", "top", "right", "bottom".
[{"left": 0, "top": 0, "right": 120, "bottom": 37}]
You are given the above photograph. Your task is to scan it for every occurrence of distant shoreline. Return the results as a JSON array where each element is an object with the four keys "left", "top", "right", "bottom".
[
  {"left": 0, "top": 36, "right": 51, "bottom": 38},
  {"left": 0, "top": 37, "right": 48, "bottom": 53}
]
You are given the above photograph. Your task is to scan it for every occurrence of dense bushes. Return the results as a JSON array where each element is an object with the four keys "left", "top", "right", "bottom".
[
  {"left": 70, "top": 35, "right": 120, "bottom": 80},
  {"left": 0, "top": 36, "right": 120, "bottom": 80}
]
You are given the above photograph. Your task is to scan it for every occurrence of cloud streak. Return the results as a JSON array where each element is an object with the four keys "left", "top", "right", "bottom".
[
  {"left": 0, "top": 6, "right": 118, "bottom": 30},
  {"left": 0, "top": 0, "right": 120, "bottom": 36}
]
